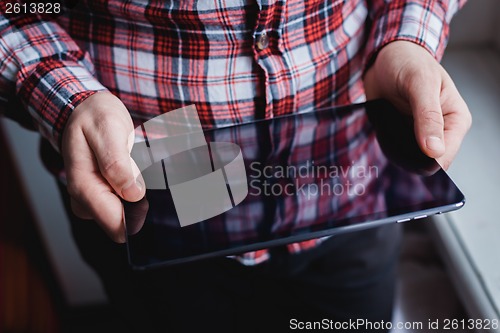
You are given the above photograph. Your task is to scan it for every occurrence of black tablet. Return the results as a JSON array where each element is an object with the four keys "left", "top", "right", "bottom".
[{"left": 123, "top": 99, "right": 465, "bottom": 270}]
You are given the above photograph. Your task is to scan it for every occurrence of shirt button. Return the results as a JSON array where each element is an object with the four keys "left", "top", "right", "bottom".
[{"left": 256, "top": 31, "right": 269, "bottom": 50}]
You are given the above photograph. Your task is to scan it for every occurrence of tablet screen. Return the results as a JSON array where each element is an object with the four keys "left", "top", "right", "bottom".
[{"left": 124, "top": 99, "right": 464, "bottom": 269}]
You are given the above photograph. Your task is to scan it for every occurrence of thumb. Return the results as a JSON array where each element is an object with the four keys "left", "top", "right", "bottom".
[
  {"left": 90, "top": 132, "right": 145, "bottom": 202},
  {"left": 84, "top": 112, "right": 145, "bottom": 203},
  {"left": 407, "top": 74, "right": 446, "bottom": 159}
]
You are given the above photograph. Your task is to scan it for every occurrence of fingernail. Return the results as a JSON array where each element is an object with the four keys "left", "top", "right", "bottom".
[
  {"left": 122, "top": 179, "right": 142, "bottom": 200},
  {"left": 426, "top": 136, "right": 445, "bottom": 152},
  {"left": 135, "top": 179, "right": 143, "bottom": 191},
  {"left": 114, "top": 232, "right": 126, "bottom": 244}
]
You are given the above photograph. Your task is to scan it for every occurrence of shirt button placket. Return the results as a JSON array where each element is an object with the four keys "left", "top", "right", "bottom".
[{"left": 254, "top": 28, "right": 273, "bottom": 118}]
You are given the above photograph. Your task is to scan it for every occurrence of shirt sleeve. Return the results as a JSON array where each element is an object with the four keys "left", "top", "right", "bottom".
[
  {"left": 0, "top": 4, "right": 108, "bottom": 151},
  {"left": 364, "top": 0, "right": 467, "bottom": 68}
]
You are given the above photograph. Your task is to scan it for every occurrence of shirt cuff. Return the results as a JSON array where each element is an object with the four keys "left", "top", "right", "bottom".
[
  {"left": 364, "top": 1, "right": 458, "bottom": 72},
  {"left": 16, "top": 57, "right": 108, "bottom": 151}
]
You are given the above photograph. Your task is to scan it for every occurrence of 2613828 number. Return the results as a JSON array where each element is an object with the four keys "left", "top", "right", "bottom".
[
  {"left": 443, "top": 318, "right": 499, "bottom": 330},
  {"left": 5, "top": 2, "right": 61, "bottom": 14}
]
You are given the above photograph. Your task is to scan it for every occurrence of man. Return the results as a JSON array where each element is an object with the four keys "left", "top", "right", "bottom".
[{"left": 0, "top": 1, "right": 470, "bottom": 332}]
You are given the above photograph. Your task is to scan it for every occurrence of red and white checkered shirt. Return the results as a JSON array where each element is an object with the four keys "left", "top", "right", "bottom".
[{"left": 0, "top": 0, "right": 465, "bottom": 265}]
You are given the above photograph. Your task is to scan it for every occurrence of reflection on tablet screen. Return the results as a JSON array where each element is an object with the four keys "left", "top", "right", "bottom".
[{"left": 123, "top": 99, "right": 464, "bottom": 270}]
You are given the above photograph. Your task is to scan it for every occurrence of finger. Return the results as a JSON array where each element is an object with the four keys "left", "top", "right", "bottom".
[
  {"left": 64, "top": 130, "right": 127, "bottom": 243},
  {"left": 68, "top": 171, "right": 127, "bottom": 243},
  {"left": 407, "top": 70, "right": 446, "bottom": 159},
  {"left": 85, "top": 117, "right": 145, "bottom": 203},
  {"left": 70, "top": 197, "right": 93, "bottom": 220}
]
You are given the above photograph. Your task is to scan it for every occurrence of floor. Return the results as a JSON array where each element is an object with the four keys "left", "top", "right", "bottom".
[{"left": 391, "top": 222, "right": 472, "bottom": 333}]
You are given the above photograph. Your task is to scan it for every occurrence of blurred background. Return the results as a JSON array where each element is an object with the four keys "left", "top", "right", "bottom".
[{"left": 1, "top": 0, "right": 499, "bottom": 332}]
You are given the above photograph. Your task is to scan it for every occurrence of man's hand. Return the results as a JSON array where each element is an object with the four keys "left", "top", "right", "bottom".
[
  {"left": 364, "top": 41, "right": 472, "bottom": 170},
  {"left": 62, "top": 92, "right": 145, "bottom": 243}
]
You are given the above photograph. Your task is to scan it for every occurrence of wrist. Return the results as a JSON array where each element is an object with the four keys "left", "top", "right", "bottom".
[{"left": 17, "top": 58, "right": 108, "bottom": 152}]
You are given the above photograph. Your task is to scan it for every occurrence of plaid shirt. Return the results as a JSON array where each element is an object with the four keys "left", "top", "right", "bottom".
[{"left": 0, "top": 0, "right": 464, "bottom": 265}]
